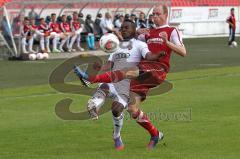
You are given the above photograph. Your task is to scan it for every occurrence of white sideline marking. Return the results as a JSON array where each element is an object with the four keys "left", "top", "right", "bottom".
[
  {"left": 200, "top": 64, "right": 222, "bottom": 66},
  {"left": 0, "top": 92, "right": 64, "bottom": 101}
]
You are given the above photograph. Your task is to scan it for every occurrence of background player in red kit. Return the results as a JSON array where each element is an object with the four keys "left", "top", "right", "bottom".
[
  {"left": 69, "top": 12, "right": 84, "bottom": 52},
  {"left": 74, "top": 4, "right": 187, "bottom": 149},
  {"left": 38, "top": 18, "right": 51, "bottom": 53},
  {"left": 21, "top": 18, "right": 36, "bottom": 54},
  {"left": 59, "top": 15, "right": 72, "bottom": 52},
  {"left": 30, "top": 18, "right": 47, "bottom": 53},
  {"left": 226, "top": 8, "right": 236, "bottom": 47},
  {"left": 49, "top": 13, "right": 67, "bottom": 53}
]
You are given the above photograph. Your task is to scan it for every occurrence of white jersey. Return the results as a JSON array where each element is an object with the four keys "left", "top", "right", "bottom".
[
  {"left": 108, "top": 38, "right": 150, "bottom": 70},
  {"left": 103, "top": 38, "right": 150, "bottom": 107}
]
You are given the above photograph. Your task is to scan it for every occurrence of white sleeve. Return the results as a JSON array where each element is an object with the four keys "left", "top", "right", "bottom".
[
  {"left": 138, "top": 41, "right": 150, "bottom": 58},
  {"left": 137, "top": 34, "right": 146, "bottom": 42},
  {"left": 170, "top": 28, "right": 184, "bottom": 46}
]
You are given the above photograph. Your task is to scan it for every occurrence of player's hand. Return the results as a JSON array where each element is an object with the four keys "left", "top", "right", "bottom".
[{"left": 159, "top": 32, "right": 168, "bottom": 43}]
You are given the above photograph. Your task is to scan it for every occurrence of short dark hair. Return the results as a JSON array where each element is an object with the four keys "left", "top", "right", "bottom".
[
  {"left": 24, "top": 17, "right": 29, "bottom": 21},
  {"left": 231, "top": 8, "right": 234, "bottom": 11},
  {"left": 51, "top": 13, "right": 56, "bottom": 17},
  {"left": 123, "top": 19, "right": 136, "bottom": 28}
]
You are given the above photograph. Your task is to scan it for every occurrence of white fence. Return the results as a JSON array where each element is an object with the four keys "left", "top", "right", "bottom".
[{"left": 170, "top": 6, "right": 240, "bottom": 38}]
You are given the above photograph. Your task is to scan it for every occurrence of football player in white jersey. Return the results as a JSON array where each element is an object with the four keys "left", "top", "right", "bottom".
[{"left": 74, "top": 20, "right": 164, "bottom": 150}]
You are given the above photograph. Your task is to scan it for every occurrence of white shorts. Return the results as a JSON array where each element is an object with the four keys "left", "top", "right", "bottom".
[{"left": 99, "top": 83, "right": 129, "bottom": 108}]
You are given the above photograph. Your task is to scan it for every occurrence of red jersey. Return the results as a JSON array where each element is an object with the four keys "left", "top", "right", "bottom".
[
  {"left": 227, "top": 14, "right": 236, "bottom": 29},
  {"left": 130, "top": 25, "right": 183, "bottom": 100},
  {"left": 38, "top": 23, "right": 49, "bottom": 33},
  {"left": 60, "top": 22, "right": 71, "bottom": 32},
  {"left": 31, "top": 24, "right": 38, "bottom": 30},
  {"left": 143, "top": 26, "right": 175, "bottom": 72},
  {"left": 71, "top": 20, "right": 81, "bottom": 31},
  {"left": 49, "top": 21, "right": 61, "bottom": 33},
  {"left": 21, "top": 24, "right": 30, "bottom": 36}
]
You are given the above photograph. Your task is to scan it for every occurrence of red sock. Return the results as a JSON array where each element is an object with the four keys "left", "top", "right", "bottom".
[
  {"left": 88, "top": 70, "right": 125, "bottom": 83},
  {"left": 132, "top": 109, "right": 159, "bottom": 137}
]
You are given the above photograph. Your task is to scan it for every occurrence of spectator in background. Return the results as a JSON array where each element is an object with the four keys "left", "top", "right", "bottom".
[
  {"left": 100, "top": 12, "right": 115, "bottom": 34},
  {"left": 114, "top": 15, "right": 124, "bottom": 30},
  {"left": 113, "top": 14, "right": 120, "bottom": 27},
  {"left": 95, "top": 13, "right": 103, "bottom": 40},
  {"left": 85, "top": 14, "right": 96, "bottom": 50},
  {"left": 78, "top": 12, "right": 85, "bottom": 32},
  {"left": 45, "top": 16, "right": 51, "bottom": 24},
  {"left": 137, "top": 12, "right": 147, "bottom": 29},
  {"left": 226, "top": 8, "right": 236, "bottom": 47},
  {"left": 124, "top": 14, "right": 130, "bottom": 20},
  {"left": 130, "top": 14, "right": 137, "bottom": 23},
  {"left": 147, "top": 14, "right": 155, "bottom": 29}
]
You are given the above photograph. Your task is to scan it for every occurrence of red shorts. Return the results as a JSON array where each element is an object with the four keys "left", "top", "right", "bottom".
[{"left": 130, "top": 62, "right": 167, "bottom": 101}]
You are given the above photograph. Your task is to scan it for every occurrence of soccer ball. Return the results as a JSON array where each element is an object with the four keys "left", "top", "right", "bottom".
[
  {"left": 42, "top": 53, "right": 49, "bottom": 59},
  {"left": 36, "top": 53, "right": 44, "bottom": 60},
  {"left": 28, "top": 53, "right": 37, "bottom": 60},
  {"left": 231, "top": 41, "right": 238, "bottom": 47},
  {"left": 99, "top": 33, "right": 120, "bottom": 53}
]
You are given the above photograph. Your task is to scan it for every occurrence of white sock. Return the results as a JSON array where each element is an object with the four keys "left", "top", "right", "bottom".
[
  {"left": 68, "top": 35, "right": 77, "bottom": 49},
  {"left": 28, "top": 37, "right": 34, "bottom": 51},
  {"left": 45, "top": 37, "right": 50, "bottom": 51},
  {"left": 53, "top": 37, "right": 58, "bottom": 50},
  {"left": 40, "top": 36, "right": 45, "bottom": 51},
  {"left": 77, "top": 34, "right": 81, "bottom": 48},
  {"left": 112, "top": 113, "right": 124, "bottom": 139},
  {"left": 21, "top": 37, "right": 27, "bottom": 53},
  {"left": 59, "top": 37, "right": 68, "bottom": 50}
]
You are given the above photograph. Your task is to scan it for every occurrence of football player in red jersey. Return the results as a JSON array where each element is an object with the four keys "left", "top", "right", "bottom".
[
  {"left": 226, "top": 8, "right": 236, "bottom": 47},
  {"left": 49, "top": 13, "right": 67, "bottom": 53},
  {"left": 59, "top": 14, "right": 73, "bottom": 52},
  {"left": 127, "top": 4, "right": 186, "bottom": 149},
  {"left": 38, "top": 18, "right": 51, "bottom": 53},
  {"left": 29, "top": 18, "right": 47, "bottom": 53},
  {"left": 74, "top": 4, "right": 186, "bottom": 149},
  {"left": 69, "top": 12, "right": 84, "bottom": 52},
  {"left": 21, "top": 17, "right": 36, "bottom": 53}
]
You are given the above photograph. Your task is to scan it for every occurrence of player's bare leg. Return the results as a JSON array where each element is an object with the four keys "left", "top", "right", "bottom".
[{"left": 128, "top": 92, "right": 164, "bottom": 149}]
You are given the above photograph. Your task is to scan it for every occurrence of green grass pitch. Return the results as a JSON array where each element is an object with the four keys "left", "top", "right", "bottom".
[{"left": 0, "top": 37, "right": 240, "bottom": 159}]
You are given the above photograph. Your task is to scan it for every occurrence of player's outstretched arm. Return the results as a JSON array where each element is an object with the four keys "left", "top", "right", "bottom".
[{"left": 166, "top": 41, "right": 187, "bottom": 57}]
